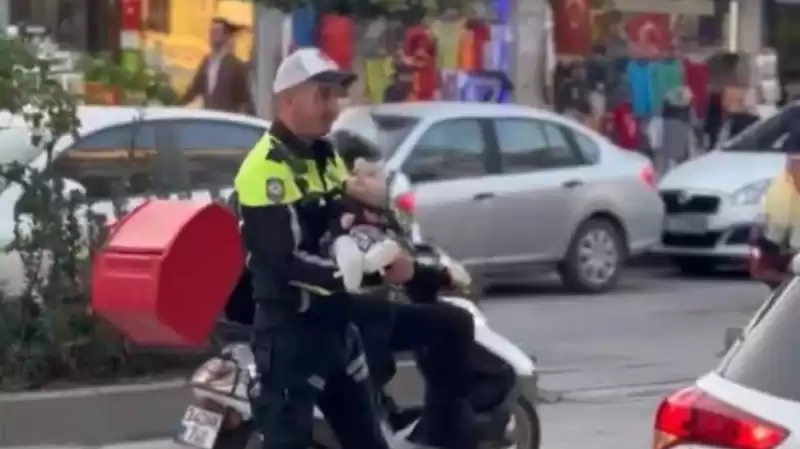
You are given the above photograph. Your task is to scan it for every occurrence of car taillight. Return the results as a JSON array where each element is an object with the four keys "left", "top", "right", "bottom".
[
  {"left": 640, "top": 165, "right": 656, "bottom": 188},
  {"left": 394, "top": 192, "right": 415, "bottom": 214},
  {"left": 654, "top": 386, "right": 788, "bottom": 449}
]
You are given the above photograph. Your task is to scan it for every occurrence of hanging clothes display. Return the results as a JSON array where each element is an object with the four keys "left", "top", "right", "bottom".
[
  {"left": 292, "top": 6, "right": 316, "bottom": 48},
  {"left": 649, "top": 58, "right": 684, "bottom": 114},
  {"left": 626, "top": 59, "right": 653, "bottom": 118},
  {"left": 429, "top": 15, "right": 463, "bottom": 70},
  {"left": 319, "top": 13, "right": 354, "bottom": 70},
  {"left": 682, "top": 56, "right": 709, "bottom": 117},
  {"left": 458, "top": 18, "right": 491, "bottom": 72}
]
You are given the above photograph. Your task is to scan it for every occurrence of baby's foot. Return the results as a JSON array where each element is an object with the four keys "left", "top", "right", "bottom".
[{"left": 364, "top": 240, "right": 401, "bottom": 273}]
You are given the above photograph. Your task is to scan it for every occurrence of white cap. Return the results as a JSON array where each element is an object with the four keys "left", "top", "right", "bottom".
[{"left": 273, "top": 47, "right": 356, "bottom": 94}]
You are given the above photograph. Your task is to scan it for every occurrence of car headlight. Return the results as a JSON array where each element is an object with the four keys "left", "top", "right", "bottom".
[{"left": 730, "top": 179, "right": 771, "bottom": 206}]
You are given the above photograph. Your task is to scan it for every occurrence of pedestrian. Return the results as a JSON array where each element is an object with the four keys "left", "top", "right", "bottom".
[
  {"left": 180, "top": 17, "right": 254, "bottom": 115},
  {"left": 752, "top": 117, "right": 800, "bottom": 288},
  {"left": 714, "top": 84, "right": 759, "bottom": 148}
]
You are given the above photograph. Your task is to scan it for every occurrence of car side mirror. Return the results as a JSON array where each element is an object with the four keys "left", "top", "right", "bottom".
[
  {"left": 791, "top": 253, "right": 800, "bottom": 276},
  {"left": 723, "top": 326, "right": 743, "bottom": 352}
]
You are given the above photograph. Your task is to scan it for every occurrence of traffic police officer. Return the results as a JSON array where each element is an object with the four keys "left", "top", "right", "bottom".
[{"left": 235, "top": 48, "right": 399, "bottom": 449}]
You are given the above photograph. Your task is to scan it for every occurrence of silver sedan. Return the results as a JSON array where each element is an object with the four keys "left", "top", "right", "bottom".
[{"left": 335, "top": 102, "right": 664, "bottom": 293}]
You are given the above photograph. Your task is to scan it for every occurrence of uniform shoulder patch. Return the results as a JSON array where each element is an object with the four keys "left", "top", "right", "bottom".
[{"left": 266, "top": 178, "right": 286, "bottom": 202}]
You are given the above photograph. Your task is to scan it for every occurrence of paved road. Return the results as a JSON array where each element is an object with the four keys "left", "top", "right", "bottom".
[{"left": 6, "top": 267, "right": 769, "bottom": 449}]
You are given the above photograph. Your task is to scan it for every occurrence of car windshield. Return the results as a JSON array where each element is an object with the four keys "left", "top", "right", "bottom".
[
  {"left": 722, "top": 104, "right": 800, "bottom": 153},
  {"left": 333, "top": 109, "right": 418, "bottom": 159},
  {"left": 719, "top": 277, "right": 800, "bottom": 402}
]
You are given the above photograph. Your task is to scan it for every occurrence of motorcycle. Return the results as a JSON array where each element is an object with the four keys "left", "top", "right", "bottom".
[{"left": 174, "top": 245, "right": 541, "bottom": 449}]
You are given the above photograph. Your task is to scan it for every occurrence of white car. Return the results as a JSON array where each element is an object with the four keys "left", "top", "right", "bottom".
[
  {"left": 334, "top": 102, "right": 664, "bottom": 293},
  {"left": 653, "top": 103, "right": 795, "bottom": 274},
  {"left": 0, "top": 106, "right": 415, "bottom": 296},
  {"left": 654, "top": 260, "right": 800, "bottom": 449}
]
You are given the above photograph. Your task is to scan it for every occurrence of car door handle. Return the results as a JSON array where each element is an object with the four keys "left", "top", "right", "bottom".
[
  {"left": 562, "top": 180, "right": 584, "bottom": 189},
  {"left": 473, "top": 192, "right": 495, "bottom": 201}
]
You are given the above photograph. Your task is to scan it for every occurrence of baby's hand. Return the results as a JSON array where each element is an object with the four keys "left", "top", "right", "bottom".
[{"left": 340, "top": 213, "right": 355, "bottom": 230}]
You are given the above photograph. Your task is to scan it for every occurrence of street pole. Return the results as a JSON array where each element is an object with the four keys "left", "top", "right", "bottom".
[
  {"left": 253, "top": 3, "right": 284, "bottom": 119},
  {"left": 511, "top": 0, "right": 548, "bottom": 107}
]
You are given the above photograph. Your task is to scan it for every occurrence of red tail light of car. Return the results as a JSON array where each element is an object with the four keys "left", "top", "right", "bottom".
[
  {"left": 654, "top": 386, "right": 788, "bottom": 449},
  {"left": 640, "top": 165, "right": 656, "bottom": 188}
]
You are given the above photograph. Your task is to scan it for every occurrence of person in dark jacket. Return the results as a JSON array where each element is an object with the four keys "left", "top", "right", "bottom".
[{"left": 234, "top": 48, "right": 475, "bottom": 449}]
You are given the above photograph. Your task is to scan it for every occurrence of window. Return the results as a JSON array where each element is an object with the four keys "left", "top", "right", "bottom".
[
  {"left": 333, "top": 111, "right": 418, "bottom": 159},
  {"left": 52, "top": 124, "right": 163, "bottom": 201},
  {"left": 723, "top": 105, "right": 800, "bottom": 152},
  {"left": 494, "top": 119, "right": 583, "bottom": 172},
  {"left": 173, "top": 120, "right": 264, "bottom": 193},
  {"left": 403, "top": 119, "right": 488, "bottom": 182},
  {"left": 566, "top": 127, "right": 601, "bottom": 163},
  {"left": 146, "top": 0, "right": 170, "bottom": 33},
  {"left": 720, "top": 279, "right": 800, "bottom": 402}
]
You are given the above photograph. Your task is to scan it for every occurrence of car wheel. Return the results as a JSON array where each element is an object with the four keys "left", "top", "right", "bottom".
[
  {"left": 559, "top": 218, "right": 624, "bottom": 293},
  {"left": 673, "top": 257, "right": 716, "bottom": 276}
]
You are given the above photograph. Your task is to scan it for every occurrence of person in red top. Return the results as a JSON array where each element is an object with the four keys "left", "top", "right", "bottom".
[
  {"left": 610, "top": 99, "right": 639, "bottom": 150},
  {"left": 319, "top": 13, "right": 354, "bottom": 70},
  {"left": 403, "top": 22, "right": 437, "bottom": 101}
]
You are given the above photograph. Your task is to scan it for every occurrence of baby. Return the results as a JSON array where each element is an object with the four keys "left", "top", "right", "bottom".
[{"left": 327, "top": 158, "right": 408, "bottom": 293}]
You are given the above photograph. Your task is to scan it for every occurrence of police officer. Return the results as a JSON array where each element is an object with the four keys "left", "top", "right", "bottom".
[{"left": 235, "top": 48, "right": 398, "bottom": 449}]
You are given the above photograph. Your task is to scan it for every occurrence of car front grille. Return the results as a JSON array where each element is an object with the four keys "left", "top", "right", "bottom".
[
  {"left": 662, "top": 232, "right": 722, "bottom": 248},
  {"left": 660, "top": 191, "right": 721, "bottom": 214}
]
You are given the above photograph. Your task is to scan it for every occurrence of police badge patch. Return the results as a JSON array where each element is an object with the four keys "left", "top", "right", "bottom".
[{"left": 266, "top": 178, "right": 285, "bottom": 202}]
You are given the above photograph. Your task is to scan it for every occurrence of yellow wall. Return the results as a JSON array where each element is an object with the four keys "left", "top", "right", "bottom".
[{"left": 141, "top": 0, "right": 254, "bottom": 94}]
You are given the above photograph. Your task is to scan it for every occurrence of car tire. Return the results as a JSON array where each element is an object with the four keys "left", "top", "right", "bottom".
[
  {"left": 558, "top": 218, "right": 625, "bottom": 293},
  {"left": 673, "top": 257, "right": 716, "bottom": 276}
]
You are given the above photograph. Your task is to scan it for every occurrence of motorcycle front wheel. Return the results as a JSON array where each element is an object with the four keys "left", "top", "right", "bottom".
[{"left": 504, "top": 395, "right": 541, "bottom": 449}]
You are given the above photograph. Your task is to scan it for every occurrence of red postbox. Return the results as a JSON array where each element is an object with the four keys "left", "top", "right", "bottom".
[{"left": 91, "top": 200, "right": 244, "bottom": 348}]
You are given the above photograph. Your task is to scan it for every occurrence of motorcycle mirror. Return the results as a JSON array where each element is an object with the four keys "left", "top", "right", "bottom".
[{"left": 792, "top": 253, "right": 800, "bottom": 276}]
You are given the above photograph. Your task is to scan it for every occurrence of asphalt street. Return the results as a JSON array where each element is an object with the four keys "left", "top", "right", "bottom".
[{"left": 9, "top": 266, "right": 768, "bottom": 449}]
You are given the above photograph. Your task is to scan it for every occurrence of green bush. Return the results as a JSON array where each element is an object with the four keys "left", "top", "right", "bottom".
[{"left": 0, "top": 36, "right": 201, "bottom": 391}]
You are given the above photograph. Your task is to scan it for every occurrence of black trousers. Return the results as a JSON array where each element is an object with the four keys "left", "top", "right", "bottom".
[
  {"left": 351, "top": 297, "right": 476, "bottom": 449},
  {"left": 251, "top": 308, "right": 389, "bottom": 449}
]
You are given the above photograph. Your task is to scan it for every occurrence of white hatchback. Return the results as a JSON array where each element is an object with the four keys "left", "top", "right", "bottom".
[{"left": 654, "top": 268, "right": 800, "bottom": 449}]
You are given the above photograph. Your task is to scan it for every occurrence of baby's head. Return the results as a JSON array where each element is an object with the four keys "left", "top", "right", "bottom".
[{"left": 348, "top": 158, "right": 388, "bottom": 207}]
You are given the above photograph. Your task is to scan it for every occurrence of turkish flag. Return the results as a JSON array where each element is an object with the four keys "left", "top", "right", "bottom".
[
  {"left": 552, "top": 0, "right": 591, "bottom": 55},
  {"left": 625, "top": 13, "right": 671, "bottom": 57}
]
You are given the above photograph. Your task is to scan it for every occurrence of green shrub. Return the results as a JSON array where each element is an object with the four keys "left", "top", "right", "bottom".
[{"left": 0, "top": 36, "right": 199, "bottom": 391}]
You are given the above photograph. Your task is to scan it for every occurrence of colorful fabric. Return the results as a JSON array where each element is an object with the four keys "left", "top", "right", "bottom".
[
  {"left": 319, "top": 14, "right": 354, "bottom": 70},
  {"left": 429, "top": 19, "right": 463, "bottom": 70},
  {"left": 291, "top": 6, "right": 316, "bottom": 47},
  {"left": 626, "top": 59, "right": 652, "bottom": 118},
  {"left": 649, "top": 58, "right": 683, "bottom": 113},
  {"left": 682, "top": 58, "right": 709, "bottom": 117},
  {"left": 457, "top": 19, "right": 490, "bottom": 72},
  {"left": 364, "top": 57, "right": 392, "bottom": 103}
]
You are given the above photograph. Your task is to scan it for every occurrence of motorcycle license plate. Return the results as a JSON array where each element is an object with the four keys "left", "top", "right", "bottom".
[{"left": 175, "top": 405, "right": 223, "bottom": 449}]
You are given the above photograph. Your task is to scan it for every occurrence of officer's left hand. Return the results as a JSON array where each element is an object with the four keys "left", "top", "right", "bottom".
[{"left": 384, "top": 249, "right": 415, "bottom": 285}]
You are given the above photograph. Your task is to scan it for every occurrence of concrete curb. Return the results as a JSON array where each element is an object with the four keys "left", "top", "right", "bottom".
[
  {"left": 0, "top": 379, "right": 192, "bottom": 447},
  {"left": 0, "top": 361, "right": 427, "bottom": 447}
]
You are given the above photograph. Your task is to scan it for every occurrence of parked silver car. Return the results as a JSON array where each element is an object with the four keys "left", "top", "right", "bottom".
[
  {"left": 654, "top": 103, "right": 794, "bottom": 274},
  {"left": 335, "top": 102, "right": 664, "bottom": 293}
]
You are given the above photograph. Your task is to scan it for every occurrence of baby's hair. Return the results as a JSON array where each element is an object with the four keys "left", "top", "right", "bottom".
[{"left": 331, "top": 130, "right": 382, "bottom": 171}]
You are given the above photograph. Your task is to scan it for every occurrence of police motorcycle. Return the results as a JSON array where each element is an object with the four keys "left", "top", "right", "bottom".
[{"left": 176, "top": 243, "right": 541, "bottom": 449}]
